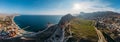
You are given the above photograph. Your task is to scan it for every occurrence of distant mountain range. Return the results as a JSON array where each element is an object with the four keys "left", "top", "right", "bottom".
[{"left": 78, "top": 11, "right": 120, "bottom": 19}]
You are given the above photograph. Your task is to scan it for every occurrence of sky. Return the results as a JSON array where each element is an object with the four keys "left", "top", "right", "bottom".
[{"left": 0, "top": 0, "right": 120, "bottom": 15}]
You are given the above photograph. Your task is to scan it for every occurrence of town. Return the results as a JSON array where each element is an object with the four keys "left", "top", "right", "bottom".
[{"left": 0, "top": 14, "right": 25, "bottom": 39}]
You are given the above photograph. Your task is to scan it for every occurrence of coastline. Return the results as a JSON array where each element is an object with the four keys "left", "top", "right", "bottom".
[
  {"left": 11, "top": 15, "right": 34, "bottom": 37},
  {"left": 12, "top": 15, "right": 34, "bottom": 33},
  {"left": 12, "top": 15, "right": 29, "bottom": 33},
  {"left": 12, "top": 15, "right": 21, "bottom": 29}
]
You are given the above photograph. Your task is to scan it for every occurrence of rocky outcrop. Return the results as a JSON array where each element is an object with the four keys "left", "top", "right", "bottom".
[
  {"left": 58, "top": 14, "right": 76, "bottom": 25},
  {"left": 44, "top": 14, "right": 75, "bottom": 42}
]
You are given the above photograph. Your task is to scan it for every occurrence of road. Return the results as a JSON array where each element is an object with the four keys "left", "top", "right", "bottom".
[{"left": 94, "top": 27, "right": 107, "bottom": 42}]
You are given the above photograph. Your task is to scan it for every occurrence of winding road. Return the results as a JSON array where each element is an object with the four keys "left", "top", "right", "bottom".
[{"left": 94, "top": 27, "right": 107, "bottom": 42}]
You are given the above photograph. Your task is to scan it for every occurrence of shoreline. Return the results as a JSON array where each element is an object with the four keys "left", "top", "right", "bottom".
[
  {"left": 12, "top": 15, "right": 21, "bottom": 29},
  {"left": 11, "top": 15, "right": 22, "bottom": 30},
  {"left": 11, "top": 15, "right": 33, "bottom": 37},
  {"left": 12, "top": 15, "right": 29, "bottom": 32},
  {"left": 12, "top": 15, "right": 34, "bottom": 33}
]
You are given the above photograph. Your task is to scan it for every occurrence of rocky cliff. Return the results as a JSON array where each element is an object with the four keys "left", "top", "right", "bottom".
[
  {"left": 21, "top": 14, "right": 75, "bottom": 42},
  {"left": 44, "top": 14, "right": 75, "bottom": 42}
]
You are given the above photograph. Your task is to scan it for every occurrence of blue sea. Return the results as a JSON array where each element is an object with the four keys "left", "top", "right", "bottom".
[{"left": 14, "top": 15, "right": 62, "bottom": 32}]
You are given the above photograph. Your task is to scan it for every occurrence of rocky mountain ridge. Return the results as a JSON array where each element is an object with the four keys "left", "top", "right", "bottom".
[{"left": 20, "top": 14, "right": 76, "bottom": 42}]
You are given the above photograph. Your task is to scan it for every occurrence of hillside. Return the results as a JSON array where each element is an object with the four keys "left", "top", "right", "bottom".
[
  {"left": 78, "top": 11, "right": 120, "bottom": 42},
  {"left": 21, "top": 14, "right": 99, "bottom": 42},
  {"left": 66, "top": 18, "right": 98, "bottom": 42}
]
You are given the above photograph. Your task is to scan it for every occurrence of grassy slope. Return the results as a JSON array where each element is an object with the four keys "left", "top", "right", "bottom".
[{"left": 70, "top": 18, "right": 98, "bottom": 41}]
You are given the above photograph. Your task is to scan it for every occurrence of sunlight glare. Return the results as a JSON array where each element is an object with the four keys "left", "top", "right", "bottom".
[{"left": 73, "top": 3, "right": 81, "bottom": 10}]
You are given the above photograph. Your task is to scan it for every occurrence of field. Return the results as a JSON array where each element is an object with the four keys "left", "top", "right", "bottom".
[{"left": 69, "top": 18, "right": 98, "bottom": 42}]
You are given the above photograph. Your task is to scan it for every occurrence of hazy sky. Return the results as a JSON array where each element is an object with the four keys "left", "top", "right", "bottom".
[{"left": 0, "top": 0, "right": 120, "bottom": 15}]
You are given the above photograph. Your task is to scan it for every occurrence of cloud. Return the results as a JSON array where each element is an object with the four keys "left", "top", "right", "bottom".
[
  {"left": 69, "top": 0, "right": 117, "bottom": 14},
  {"left": 0, "top": 0, "right": 119, "bottom": 15},
  {"left": 39, "top": 0, "right": 119, "bottom": 15}
]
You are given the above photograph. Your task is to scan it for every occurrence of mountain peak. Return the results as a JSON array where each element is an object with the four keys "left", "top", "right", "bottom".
[{"left": 58, "top": 14, "right": 75, "bottom": 25}]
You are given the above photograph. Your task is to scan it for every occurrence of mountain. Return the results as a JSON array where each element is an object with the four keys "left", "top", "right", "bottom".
[
  {"left": 0, "top": 14, "right": 98, "bottom": 42},
  {"left": 23, "top": 11, "right": 120, "bottom": 42},
  {"left": 21, "top": 14, "right": 76, "bottom": 42},
  {"left": 58, "top": 14, "right": 76, "bottom": 25},
  {"left": 78, "top": 11, "right": 120, "bottom": 19}
]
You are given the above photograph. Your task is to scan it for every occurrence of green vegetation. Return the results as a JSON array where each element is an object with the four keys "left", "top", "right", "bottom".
[{"left": 69, "top": 18, "right": 98, "bottom": 41}]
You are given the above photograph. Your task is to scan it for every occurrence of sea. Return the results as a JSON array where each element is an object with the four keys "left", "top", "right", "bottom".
[{"left": 14, "top": 15, "right": 62, "bottom": 32}]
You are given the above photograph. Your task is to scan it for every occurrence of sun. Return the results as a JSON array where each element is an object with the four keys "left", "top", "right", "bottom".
[{"left": 73, "top": 3, "right": 81, "bottom": 10}]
